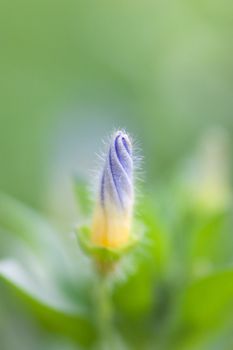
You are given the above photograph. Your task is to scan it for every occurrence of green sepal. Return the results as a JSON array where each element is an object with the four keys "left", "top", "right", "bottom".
[{"left": 76, "top": 225, "right": 139, "bottom": 264}]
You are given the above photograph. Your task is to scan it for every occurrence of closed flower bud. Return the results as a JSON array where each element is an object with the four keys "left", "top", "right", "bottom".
[{"left": 92, "top": 131, "right": 134, "bottom": 248}]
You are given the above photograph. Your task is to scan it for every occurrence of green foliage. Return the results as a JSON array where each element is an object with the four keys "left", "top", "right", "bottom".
[
  {"left": 1, "top": 177, "right": 233, "bottom": 350},
  {"left": 0, "top": 194, "right": 97, "bottom": 347}
]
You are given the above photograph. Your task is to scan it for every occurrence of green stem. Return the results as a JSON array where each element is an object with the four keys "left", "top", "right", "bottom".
[{"left": 95, "top": 270, "right": 115, "bottom": 350}]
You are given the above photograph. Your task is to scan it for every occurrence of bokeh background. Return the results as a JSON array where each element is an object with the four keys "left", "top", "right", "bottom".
[{"left": 1, "top": 1, "right": 233, "bottom": 349}]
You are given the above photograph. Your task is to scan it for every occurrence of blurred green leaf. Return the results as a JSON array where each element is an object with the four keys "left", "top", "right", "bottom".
[
  {"left": 136, "top": 190, "right": 170, "bottom": 275},
  {"left": 0, "top": 194, "right": 97, "bottom": 346},
  {"left": 190, "top": 212, "right": 227, "bottom": 261},
  {"left": 0, "top": 259, "right": 84, "bottom": 315},
  {"left": 0, "top": 277, "right": 96, "bottom": 348},
  {"left": 0, "top": 193, "right": 92, "bottom": 295},
  {"left": 181, "top": 269, "right": 233, "bottom": 329}
]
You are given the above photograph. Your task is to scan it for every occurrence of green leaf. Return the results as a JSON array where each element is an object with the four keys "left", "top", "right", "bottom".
[
  {"left": 181, "top": 269, "right": 233, "bottom": 329},
  {"left": 0, "top": 193, "right": 92, "bottom": 297},
  {"left": 0, "top": 194, "right": 97, "bottom": 346},
  {"left": 0, "top": 259, "right": 84, "bottom": 315},
  {"left": 190, "top": 212, "right": 227, "bottom": 261},
  {"left": 136, "top": 191, "right": 170, "bottom": 275},
  {"left": 0, "top": 261, "right": 96, "bottom": 347}
]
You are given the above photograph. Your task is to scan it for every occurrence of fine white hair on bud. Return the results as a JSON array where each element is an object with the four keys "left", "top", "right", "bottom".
[{"left": 92, "top": 130, "right": 134, "bottom": 248}]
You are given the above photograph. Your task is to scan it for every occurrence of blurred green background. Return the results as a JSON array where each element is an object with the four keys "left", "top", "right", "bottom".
[{"left": 1, "top": 1, "right": 233, "bottom": 349}]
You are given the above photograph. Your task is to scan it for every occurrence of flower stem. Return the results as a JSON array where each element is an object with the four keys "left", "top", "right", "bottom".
[{"left": 95, "top": 269, "right": 115, "bottom": 350}]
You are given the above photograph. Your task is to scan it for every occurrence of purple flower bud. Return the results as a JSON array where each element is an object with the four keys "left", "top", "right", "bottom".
[{"left": 92, "top": 131, "right": 134, "bottom": 248}]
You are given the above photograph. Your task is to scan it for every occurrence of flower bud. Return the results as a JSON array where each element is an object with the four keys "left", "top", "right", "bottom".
[{"left": 92, "top": 131, "right": 134, "bottom": 248}]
